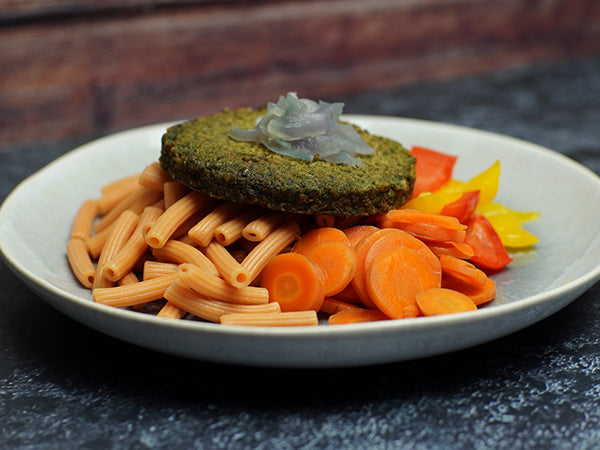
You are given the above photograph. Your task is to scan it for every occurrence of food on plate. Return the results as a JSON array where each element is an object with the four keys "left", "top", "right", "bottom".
[
  {"left": 160, "top": 95, "right": 415, "bottom": 216},
  {"left": 66, "top": 94, "right": 540, "bottom": 327}
]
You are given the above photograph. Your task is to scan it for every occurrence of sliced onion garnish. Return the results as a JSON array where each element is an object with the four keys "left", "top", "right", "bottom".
[{"left": 229, "top": 92, "right": 374, "bottom": 167}]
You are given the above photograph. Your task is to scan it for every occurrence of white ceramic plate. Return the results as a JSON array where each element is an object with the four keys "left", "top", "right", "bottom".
[{"left": 2, "top": 116, "right": 600, "bottom": 368}]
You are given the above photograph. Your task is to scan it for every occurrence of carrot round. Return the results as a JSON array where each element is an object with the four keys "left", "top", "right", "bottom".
[
  {"left": 439, "top": 254, "right": 487, "bottom": 288},
  {"left": 260, "top": 252, "right": 326, "bottom": 312},
  {"left": 303, "top": 241, "right": 357, "bottom": 297},
  {"left": 442, "top": 276, "right": 496, "bottom": 306},
  {"left": 351, "top": 228, "right": 399, "bottom": 308},
  {"left": 328, "top": 308, "right": 389, "bottom": 325},
  {"left": 367, "top": 246, "right": 440, "bottom": 319},
  {"left": 291, "top": 226, "right": 349, "bottom": 254},
  {"left": 416, "top": 287, "right": 478, "bottom": 316},
  {"left": 342, "top": 225, "right": 379, "bottom": 248},
  {"left": 427, "top": 240, "right": 474, "bottom": 259},
  {"left": 375, "top": 209, "right": 467, "bottom": 242},
  {"left": 333, "top": 282, "right": 361, "bottom": 303},
  {"left": 366, "top": 229, "right": 442, "bottom": 283},
  {"left": 320, "top": 297, "right": 365, "bottom": 315},
  {"left": 352, "top": 229, "right": 442, "bottom": 309}
]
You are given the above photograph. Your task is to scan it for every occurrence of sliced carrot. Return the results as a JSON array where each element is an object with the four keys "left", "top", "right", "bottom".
[
  {"left": 427, "top": 240, "right": 474, "bottom": 259},
  {"left": 404, "top": 222, "right": 467, "bottom": 242},
  {"left": 442, "top": 276, "right": 496, "bottom": 306},
  {"left": 439, "top": 254, "right": 488, "bottom": 288},
  {"left": 260, "top": 252, "right": 326, "bottom": 312},
  {"left": 365, "top": 228, "right": 441, "bottom": 283},
  {"left": 342, "top": 225, "right": 379, "bottom": 248},
  {"left": 374, "top": 209, "right": 467, "bottom": 242},
  {"left": 291, "top": 226, "right": 349, "bottom": 254},
  {"left": 351, "top": 228, "right": 442, "bottom": 309},
  {"left": 328, "top": 308, "right": 389, "bottom": 325},
  {"left": 303, "top": 241, "right": 357, "bottom": 297},
  {"left": 332, "top": 282, "right": 361, "bottom": 303},
  {"left": 320, "top": 297, "right": 365, "bottom": 315},
  {"left": 351, "top": 228, "right": 399, "bottom": 308},
  {"left": 366, "top": 246, "right": 440, "bottom": 319},
  {"left": 416, "top": 288, "right": 477, "bottom": 316}
]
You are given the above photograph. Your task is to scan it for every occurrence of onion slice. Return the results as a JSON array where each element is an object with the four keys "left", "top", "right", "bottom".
[{"left": 229, "top": 92, "right": 374, "bottom": 167}]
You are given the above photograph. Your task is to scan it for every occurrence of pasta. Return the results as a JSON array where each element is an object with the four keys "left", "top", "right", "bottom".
[
  {"left": 66, "top": 164, "right": 322, "bottom": 327},
  {"left": 66, "top": 238, "right": 96, "bottom": 288},
  {"left": 103, "top": 206, "right": 163, "bottom": 282},
  {"left": 138, "top": 162, "right": 173, "bottom": 191},
  {"left": 315, "top": 214, "right": 335, "bottom": 228},
  {"left": 143, "top": 261, "right": 179, "bottom": 281},
  {"left": 178, "top": 263, "right": 270, "bottom": 305},
  {"left": 100, "top": 173, "right": 140, "bottom": 196},
  {"left": 163, "top": 181, "right": 190, "bottom": 209},
  {"left": 94, "top": 186, "right": 162, "bottom": 234},
  {"left": 241, "top": 221, "right": 301, "bottom": 282},
  {"left": 151, "top": 239, "right": 219, "bottom": 276},
  {"left": 118, "top": 271, "right": 140, "bottom": 286},
  {"left": 97, "top": 174, "right": 140, "bottom": 214},
  {"left": 220, "top": 311, "right": 319, "bottom": 327},
  {"left": 93, "top": 210, "right": 139, "bottom": 289},
  {"left": 242, "top": 211, "right": 288, "bottom": 242},
  {"left": 71, "top": 199, "right": 99, "bottom": 241},
  {"left": 85, "top": 225, "right": 112, "bottom": 259},
  {"left": 203, "top": 240, "right": 251, "bottom": 288},
  {"left": 156, "top": 301, "right": 188, "bottom": 319},
  {"left": 188, "top": 201, "right": 240, "bottom": 247},
  {"left": 213, "top": 207, "right": 262, "bottom": 246},
  {"left": 93, "top": 272, "right": 179, "bottom": 307},
  {"left": 145, "top": 191, "right": 214, "bottom": 248},
  {"left": 164, "top": 281, "right": 281, "bottom": 322}
]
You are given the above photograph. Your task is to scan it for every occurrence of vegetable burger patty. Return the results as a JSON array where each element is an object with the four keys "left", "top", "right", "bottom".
[{"left": 160, "top": 107, "right": 415, "bottom": 216}]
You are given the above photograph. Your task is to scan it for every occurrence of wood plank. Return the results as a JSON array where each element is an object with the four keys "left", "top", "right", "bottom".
[
  {"left": 0, "top": 1, "right": 228, "bottom": 21},
  {"left": 1, "top": 0, "right": 599, "bottom": 146}
]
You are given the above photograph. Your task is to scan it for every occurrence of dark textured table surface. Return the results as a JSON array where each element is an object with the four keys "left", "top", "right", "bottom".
[{"left": 1, "top": 56, "right": 599, "bottom": 449}]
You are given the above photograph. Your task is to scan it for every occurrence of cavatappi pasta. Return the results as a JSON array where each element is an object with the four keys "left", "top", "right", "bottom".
[{"left": 68, "top": 162, "right": 319, "bottom": 327}]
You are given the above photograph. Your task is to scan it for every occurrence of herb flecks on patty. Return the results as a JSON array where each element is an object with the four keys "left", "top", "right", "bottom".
[{"left": 160, "top": 102, "right": 415, "bottom": 216}]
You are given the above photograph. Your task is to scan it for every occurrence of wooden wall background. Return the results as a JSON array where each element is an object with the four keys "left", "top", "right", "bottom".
[{"left": 1, "top": 0, "right": 599, "bottom": 148}]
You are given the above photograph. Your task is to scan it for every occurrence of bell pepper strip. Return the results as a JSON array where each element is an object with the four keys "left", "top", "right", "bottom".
[
  {"left": 410, "top": 146, "right": 458, "bottom": 198},
  {"left": 401, "top": 191, "right": 448, "bottom": 214},
  {"left": 462, "top": 160, "right": 501, "bottom": 207},
  {"left": 440, "top": 190, "right": 480, "bottom": 223},
  {"left": 480, "top": 203, "right": 540, "bottom": 224},
  {"left": 434, "top": 179, "right": 468, "bottom": 207},
  {"left": 478, "top": 203, "right": 540, "bottom": 248},
  {"left": 464, "top": 212, "right": 513, "bottom": 271}
]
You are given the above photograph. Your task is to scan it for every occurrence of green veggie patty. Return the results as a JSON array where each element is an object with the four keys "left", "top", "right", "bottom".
[{"left": 160, "top": 108, "right": 415, "bottom": 216}]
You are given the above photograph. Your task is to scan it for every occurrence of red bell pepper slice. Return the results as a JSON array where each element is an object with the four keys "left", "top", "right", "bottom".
[
  {"left": 440, "top": 190, "right": 480, "bottom": 224},
  {"left": 465, "top": 212, "right": 512, "bottom": 271},
  {"left": 410, "top": 146, "right": 458, "bottom": 198}
]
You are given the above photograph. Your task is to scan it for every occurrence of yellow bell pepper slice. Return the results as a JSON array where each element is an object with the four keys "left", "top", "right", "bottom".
[
  {"left": 402, "top": 179, "right": 465, "bottom": 214},
  {"left": 463, "top": 160, "right": 501, "bottom": 206},
  {"left": 478, "top": 203, "right": 540, "bottom": 248},
  {"left": 401, "top": 192, "right": 447, "bottom": 214}
]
